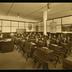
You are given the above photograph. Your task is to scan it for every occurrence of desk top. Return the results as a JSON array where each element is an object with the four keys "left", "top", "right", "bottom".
[
  {"left": 37, "top": 47, "right": 54, "bottom": 54},
  {"left": 51, "top": 44, "right": 58, "bottom": 47},
  {"left": 30, "top": 42, "right": 36, "bottom": 45},
  {"left": 65, "top": 53, "right": 72, "bottom": 62},
  {"left": 34, "top": 47, "right": 54, "bottom": 63},
  {"left": 63, "top": 54, "right": 72, "bottom": 69},
  {"left": 51, "top": 44, "right": 62, "bottom": 48},
  {"left": 0, "top": 38, "right": 12, "bottom": 42}
]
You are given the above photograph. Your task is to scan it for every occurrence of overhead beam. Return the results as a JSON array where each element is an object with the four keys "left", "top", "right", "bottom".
[{"left": 7, "top": 3, "right": 14, "bottom": 15}]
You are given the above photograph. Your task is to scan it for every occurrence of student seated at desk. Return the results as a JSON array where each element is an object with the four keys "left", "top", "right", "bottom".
[
  {"left": 41, "top": 37, "right": 47, "bottom": 47},
  {"left": 55, "top": 34, "right": 63, "bottom": 46},
  {"left": 37, "top": 38, "right": 44, "bottom": 48},
  {"left": 46, "top": 38, "right": 51, "bottom": 48},
  {"left": 24, "top": 37, "right": 33, "bottom": 60}
]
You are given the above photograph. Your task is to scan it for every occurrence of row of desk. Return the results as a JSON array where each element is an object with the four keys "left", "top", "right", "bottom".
[
  {"left": 63, "top": 54, "right": 72, "bottom": 69},
  {"left": 14, "top": 36, "right": 72, "bottom": 69},
  {"left": 14, "top": 37, "right": 61, "bottom": 69},
  {"left": 0, "top": 38, "right": 14, "bottom": 53}
]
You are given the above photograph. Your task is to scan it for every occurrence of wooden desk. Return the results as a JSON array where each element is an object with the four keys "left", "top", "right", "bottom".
[
  {"left": 33, "top": 47, "right": 54, "bottom": 63},
  {"left": 63, "top": 55, "right": 72, "bottom": 69},
  {"left": 0, "top": 38, "right": 14, "bottom": 53},
  {"left": 38, "top": 47, "right": 53, "bottom": 55},
  {"left": 49, "top": 44, "right": 67, "bottom": 55},
  {"left": 49, "top": 44, "right": 62, "bottom": 50},
  {"left": 30, "top": 42, "right": 36, "bottom": 46},
  {"left": 32, "top": 47, "right": 57, "bottom": 69}
]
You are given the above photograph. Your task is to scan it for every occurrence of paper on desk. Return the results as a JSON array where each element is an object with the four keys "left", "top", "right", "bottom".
[
  {"left": 5, "top": 39, "right": 11, "bottom": 41},
  {"left": 66, "top": 53, "right": 72, "bottom": 61},
  {"left": 41, "top": 47, "right": 54, "bottom": 54},
  {"left": 30, "top": 42, "right": 36, "bottom": 45},
  {"left": 42, "top": 47, "right": 48, "bottom": 49},
  {"left": 51, "top": 44, "right": 58, "bottom": 46}
]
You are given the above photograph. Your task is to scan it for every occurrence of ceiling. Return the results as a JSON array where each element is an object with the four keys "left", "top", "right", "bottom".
[{"left": 0, "top": 3, "right": 72, "bottom": 22}]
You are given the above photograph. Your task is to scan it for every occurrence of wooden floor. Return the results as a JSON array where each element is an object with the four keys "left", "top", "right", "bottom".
[
  {"left": 0, "top": 49, "right": 34, "bottom": 70},
  {"left": 0, "top": 49, "right": 63, "bottom": 70}
]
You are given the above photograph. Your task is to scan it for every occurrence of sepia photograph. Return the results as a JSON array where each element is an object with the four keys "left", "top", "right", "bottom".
[{"left": 0, "top": 2, "right": 71, "bottom": 70}]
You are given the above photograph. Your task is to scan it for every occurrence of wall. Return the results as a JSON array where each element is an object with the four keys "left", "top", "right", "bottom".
[
  {"left": 46, "top": 18, "right": 62, "bottom": 33},
  {"left": 37, "top": 22, "right": 44, "bottom": 32}
]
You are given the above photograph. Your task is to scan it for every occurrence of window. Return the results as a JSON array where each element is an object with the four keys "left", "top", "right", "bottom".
[
  {"left": 19, "top": 22, "right": 24, "bottom": 27},
  {"left": 62, "top": 16, "right": 72, "bottom": 24},
  {"left": 56, "top": 25, "right": 61, "bottom": 32},
  {"left": 2, "top": 21, "right": 10, "bottom": 32},
  {"left": 2, "top": 21, "right": 10, "bottom": 27},
  {"left": 46, "top": 20, "right": 52, "bottom": 32},
  {"left": 62, "top": 16, "right": 72, "bottom": 32},
  {"left": 11, "top": 27, "right": 18, "bottom": 32},
  {"left": 19, "top": 22, "right": 24, "bottom": 29},
  {"left": 2, "top": 27, "right": 10, "bottom": 32},
  {"left": 54, "top": 18, "right": 61, "bottom": 25},
  {"left": 54, "top": 18, "right": 61, "bottom": 32},
  {"left": 19, "top": 26, "right": 24, "bottom": 29},
  {"left": 38, "top": 22, "right": 44, "bottom": 32},
  {"left": 11, "top": 22, "right": 18, "bottom": 27},
  {"left": 47, "top": 20, "right": 52, "bottom": 25},
  {"left": 11, "top": 22, "right": 18, "bottom": 32},
  {"left": 50, "top": 21, "right": 56, "bottom": 33}
]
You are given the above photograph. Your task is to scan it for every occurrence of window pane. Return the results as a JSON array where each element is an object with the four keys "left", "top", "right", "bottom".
[
  {"left": 2, "top": 21, "right": 10, "bottom": 26},
  {"left": 2, "top": 27, "right": 10, "bottom": 32},
  {"left": 11, "top": 27, "right": 18, "bottom": 32},
  {"left": 47, "top": 20, "right": 52, "bottom": 25},
  {"left": 56, "top": 25, "right": 61, "bottom": 32},
  {"left": 62, "top": 16, "right": 72, "bottom": 24},
  {"left": 24, "top": 23, "right": 28, "bottom": 28},
  {"left": 54, "top": 18, "right": 61, "bottom": 25},
  {"left": 47, "top": 25, "right": 50, "bottom": 32},
  {"left": 50, "top": 21, "right": 56, "bottom": 33},
  {"left": 25, "top": 23, "right": 28, "bottom": 31},
  {"left": 38, "top": 22, "right": 44, "bottom": 32},
  {"left": 11, "top": 22, "right": 18, "bottom": 27},
  {"left": 32, "top": 23, "right": 36, "bottom": 31},
  {"left": 47, "top": 20, "right": 53, "bottom": 32},
  {"left": 19, "top": 22, "right": 24, "bottom": 27}
]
